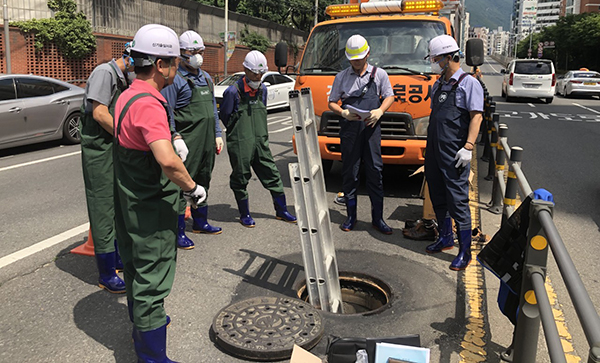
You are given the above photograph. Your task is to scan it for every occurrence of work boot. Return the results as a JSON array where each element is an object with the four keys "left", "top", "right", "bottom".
[
  {"left": 371, "top": 201, "right": 393, "bottom": 235},
  {"left": 191, "top": 206, "right": 222, "bottom": 234},
  {"left": 426, "top": 217, "right": 454, "bottom": 253},
  {"left": 341, "top": 198, "right": 357, "bottom": 231},
  {"left": 96, "top": 252, "right": 126, "bottom": 294},
  {"left": 114, "top": 240, "right": 123, "bottom": 273},
  {"left": 273, "top": 194, "right": 297, "bottom": 223},
  {"left": 176, "top": 214, "right": 195, "bottom": 250},
  {"left": 450, "top": 229, "right": 472, "bottom": 270},
  {"left": 236, "top": 199, "right": 255, "bottom": 227},
  {"left": 133, "top": 324, "right": 179, "bottom": 363}
]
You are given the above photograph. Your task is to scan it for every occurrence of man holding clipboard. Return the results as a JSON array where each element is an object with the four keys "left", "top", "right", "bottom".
[{"left": 328, "top": 34, "right": 395, "bottom": 234}]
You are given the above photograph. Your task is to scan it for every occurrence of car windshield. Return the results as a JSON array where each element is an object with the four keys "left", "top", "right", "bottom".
[
  {"left": 514, "top": 61, "right": 552, "bottom": 75},
  {"left": 300, "top": 20, "right": 447, "bottom": 75},
  {"left": 217, "top": 74, "right": 243, "bottom": 86},
  {"left": 574, "top": 72, "right": 600, "bottom": 78}
]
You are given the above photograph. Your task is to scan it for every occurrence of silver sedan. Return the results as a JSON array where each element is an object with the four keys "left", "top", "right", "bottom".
[
  {"left": 556, "top": 69, "right": 600, "bottom": 98},
  {"left": 0, "top": 74, "right": 84, "bottom": 150}
]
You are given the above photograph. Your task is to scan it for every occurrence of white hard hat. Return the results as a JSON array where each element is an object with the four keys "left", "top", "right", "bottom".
[
  {"left": 345, "top": 34, "right": 369, "bottom": 60},
  {"left": 131, "top": 24, "right": 180, "bottom": 59},
  {"left": 180, "top": 30, "right": 205, "bottom": 51},
  {"left": 243, "top": 50, "right": 268, "bottom": 74},
  {"left": 428, "top": 35, "right": 460, "bottom": 58}
]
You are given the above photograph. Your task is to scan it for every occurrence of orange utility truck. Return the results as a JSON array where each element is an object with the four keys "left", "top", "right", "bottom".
[{"left": 277, "top": 0, "right": 461, "bottom": 173}]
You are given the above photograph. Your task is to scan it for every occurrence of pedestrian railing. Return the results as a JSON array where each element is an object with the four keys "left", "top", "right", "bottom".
[{"left": 479, "top": 89, "right": 600, "bottom": 363}]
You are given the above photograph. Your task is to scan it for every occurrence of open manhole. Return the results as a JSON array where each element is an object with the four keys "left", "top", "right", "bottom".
[
  {"left": 296, "top": 271, "right": 392, "bottom": 315},
  {"left": 212, "top": 296, "right": 324, "bottom": 361}
]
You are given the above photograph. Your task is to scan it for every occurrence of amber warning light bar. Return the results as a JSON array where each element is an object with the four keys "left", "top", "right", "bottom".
[{"left": 326, "top": 0, "right": 445, "bottom": 17}]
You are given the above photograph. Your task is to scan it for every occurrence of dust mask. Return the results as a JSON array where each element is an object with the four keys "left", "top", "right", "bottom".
[
  {"left": 430, "top": 58, "right": 445, "bottom": 74},
  {"left": 248, "top": 80, "right": 261, "bottom": 89},
  {"left": 188, "top": 54, "right": 203, "bottom": 69}
]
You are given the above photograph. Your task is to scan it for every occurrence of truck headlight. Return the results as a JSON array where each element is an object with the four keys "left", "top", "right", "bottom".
[{"left": 413, "top": 116, "right": 429, "bottom": 136}]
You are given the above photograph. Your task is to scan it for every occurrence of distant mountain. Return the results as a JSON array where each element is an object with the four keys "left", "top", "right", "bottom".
[{"left": 465, "top": 0, "right": 513, "bottom": 31}]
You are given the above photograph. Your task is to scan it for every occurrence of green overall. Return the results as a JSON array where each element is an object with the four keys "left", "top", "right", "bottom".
[
  {"left": 80, "top": 62, "right": 127, "bottom": 254},
  {"left": 226, "top": 84, "right": 284, "bottom": 201},
  {"left": 174, "top": 71, "right": 216, "bottom": 213},
  {"left": 113, "top": 93, "right": 179, "bottom": 332}
]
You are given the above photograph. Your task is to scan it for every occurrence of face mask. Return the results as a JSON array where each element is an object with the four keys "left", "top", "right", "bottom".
[
  {"left": 248, "top": 80, "right": 261, "bottom": 89},
  {"left": 189, "top": 54, "right": 203, "bottom": 69},
  {"left": 430, "top": 58, "right": 445, "bottom": 74}
]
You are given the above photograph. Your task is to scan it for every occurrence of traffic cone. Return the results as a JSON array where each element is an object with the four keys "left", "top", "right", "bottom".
[{"left": 71, "top": 228, "right": 95, "bottom": 256}]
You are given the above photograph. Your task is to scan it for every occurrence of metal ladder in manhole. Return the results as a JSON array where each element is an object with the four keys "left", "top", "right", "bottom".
[{"left": 288, "top": 88, "right": 343, "bottom": 314}]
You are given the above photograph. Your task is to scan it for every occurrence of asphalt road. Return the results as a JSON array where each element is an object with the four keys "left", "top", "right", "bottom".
[{"left": 0, "top": 60, "right": 597, "bottom": 362}]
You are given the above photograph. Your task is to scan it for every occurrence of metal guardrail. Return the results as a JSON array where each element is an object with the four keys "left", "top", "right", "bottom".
[{"left": 478, "top": 87, "right": 600, "bottom": 362}]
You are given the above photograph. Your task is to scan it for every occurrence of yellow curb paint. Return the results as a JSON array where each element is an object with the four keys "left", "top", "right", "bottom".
[
  {"left": 525, "top": 290, "right": 537, "bottom": 305},
  {"left": 531, "top": 235, "right": 548, "bottom": 250},
  {"left": 460, "top": 350, "right": 487, "bottom": 362},
  {"left": 461, "top": 341, "right": 487, "bottom": 355},
  {"left": 566, "top": 354, "right": 582, "bottom": 363},
  {"left": 562, "top": 340, "right": 575, "bottom": 353},
  {"left": 556, "top": 321, "right": 572, "bottom": 340}
]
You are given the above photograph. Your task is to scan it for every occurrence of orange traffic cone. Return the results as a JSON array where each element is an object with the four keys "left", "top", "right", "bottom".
[{"left": 71, "top": 228, "right": 95, "bottom": 256}]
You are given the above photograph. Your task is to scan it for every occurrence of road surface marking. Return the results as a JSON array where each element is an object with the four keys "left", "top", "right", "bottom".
[
  {"left": 573, "top": 103, "right": 600, "bottom": 115},
  {"left": 0, "top": 223, "right": 89, "bottom": 269},
  {"left": 528, "top": 103, "right": 536, "bottom": 108},
  {"left": 0, "top": 151, "right": 81, "bottom": 172},
  {"left": 538, "top": 112, "right": 550, "bottom": 119},
  {"left": 270, "top": 126, "right": 294, "bottom": 134},
  {"left": 485, "top": 59, "right": 500, "bottom": 74}
]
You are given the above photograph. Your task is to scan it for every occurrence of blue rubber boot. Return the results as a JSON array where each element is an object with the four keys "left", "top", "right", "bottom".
[
  {"left": 371, "top": 201, "right": 393, "bottom": 235},
  {"left": 426, "top": 217, "right": 455, "bottom": 253},
  {"left": 133, "top": 324, "right": 179, "bottom": 363},
  {"left": 341, "top": 198, "right": 357, "bottom": 231},
  {"left": 191, "top": 206, "right": 222, "bottom": 234},
  {"left": 114, "top": 240, "right": 123, "bottom": 273},
  {"left": 450, "top": 229, "right": 472, "bottom": 271},
  {"left": 236, "top": 199, "right": 256, "bottom": 227},
  {"left": 176, "top": 214, "right": 194, "bottom": 250},
  {"left": 96, "top": 252, "right": 126, "bottom": 293},
  {"left": 273, "top": 194, "right": 297, "bottom": 223}
]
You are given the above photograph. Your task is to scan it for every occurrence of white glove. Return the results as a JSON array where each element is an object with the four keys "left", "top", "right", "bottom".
[
  {"left": 341, "top": 109, "right": 360, "bottom": 121},
  {"left": 454, "top": 147, "right": 472, "bottom": 169},
  {"left": 215, "top": 137, "right": 224, "bottom": 155},
  {"left": 182, "top": 183, "right": 206, "bottom": 208},
  {"left": 365, "top": 108, "right": 383, "bottom": 127},
  {"left": 173, "top": 138, "right": 189, "bottom": 162}
]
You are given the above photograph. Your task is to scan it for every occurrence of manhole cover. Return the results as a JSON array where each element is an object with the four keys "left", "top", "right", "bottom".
[{"left": 212, "top": 296, "right": 324, "bottom": 361}]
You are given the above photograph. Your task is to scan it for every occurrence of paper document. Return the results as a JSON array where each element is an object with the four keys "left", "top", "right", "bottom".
[
  {"left": 374, "top": 342, "right": 430, "bottom": 363},
  {"left": 344, "top": 105, "right": 371, "bottom": 120}
]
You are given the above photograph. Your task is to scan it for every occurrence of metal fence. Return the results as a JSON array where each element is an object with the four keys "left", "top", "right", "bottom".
[{"left": 478, "top": 86, "right": 600, "bottom": 363}]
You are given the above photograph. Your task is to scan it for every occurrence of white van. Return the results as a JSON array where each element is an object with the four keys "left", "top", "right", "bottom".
[{"left": 501, "top": 59, "right": 556, "bottom": 104}]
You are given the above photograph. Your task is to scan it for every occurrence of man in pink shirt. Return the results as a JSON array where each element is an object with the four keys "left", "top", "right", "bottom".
[{"left": 113, "top": 24, "right": 205, "bottom": 363}]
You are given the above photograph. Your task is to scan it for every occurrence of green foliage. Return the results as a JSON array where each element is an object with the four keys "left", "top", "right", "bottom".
[
  {"left": 11, "top": 0, "right": 96, "bottom": 59},
  {"left": 240, "top": 26, "right": 272, "bottom": 53},
  {"left": 517, "top": 13, "right": 600, "bottom": 72}
]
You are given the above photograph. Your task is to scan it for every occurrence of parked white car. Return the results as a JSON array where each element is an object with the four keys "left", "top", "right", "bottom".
[
  {"left": 501, "top": 59, "right": 556, "bottom": 104},
  {"left": 214, "top": 71, "right": 295, "bottom": 111},
  {"left": 556, "top": 69, "right": 600, "bottom": 98}
]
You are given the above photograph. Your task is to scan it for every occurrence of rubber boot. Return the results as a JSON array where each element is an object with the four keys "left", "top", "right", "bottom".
[
  {"left": 450, "top": 229, "right": 472, "bottom": 270},
  {"left": 371, "top": 201, "right": 393, "bottom": 235},
  {"left": 133, "top": 324, "right": 179, "bottom": 363},
  {"left": 340, "top": 198, "right": 357, "bottom": 231},
  {"left": 426, "top": 217, "right": 454, "bottom": 253},
  {"left": 176, "top": 214, "right": 194, "bottom": 250},
  {"left": 114, "top": 240, "right": 123, "bottom": 273},
  {"left": 191, "top": 206, "right": 222, "bottom": 234},
  {"left": 96, "top": 252, "right": 126, "bottom": 293},
  {"left": 236, "top": 199, "right": 255, "bottom": 227},
  {"left": 273, "top": 194, "right": 297, "bottom": 223}
]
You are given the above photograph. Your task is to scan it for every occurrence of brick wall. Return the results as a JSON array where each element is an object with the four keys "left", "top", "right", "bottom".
[{"left": 1, "top": 27, "right": 302, "bottom": 84}]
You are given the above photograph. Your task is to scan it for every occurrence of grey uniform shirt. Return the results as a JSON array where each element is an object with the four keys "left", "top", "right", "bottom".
[
  {"left": 83, "top": 59, "right": 125, "bottom": 113},
  {"left": 328, "top": 63, "right": 394, "bottom": 103}
]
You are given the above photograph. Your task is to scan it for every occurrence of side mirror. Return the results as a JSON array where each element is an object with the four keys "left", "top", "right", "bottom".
[
  {"left": 465, "top": 38, "right": 484, "bottom": 67},
  {"left": 500, "top": 69, "right": 506, "bottom": 74},
  {"left": 275, "top": 42, "right": 288, "bottom": 69},
  {"left": 263, "top": 82, "right": 271, "bottom": 87}
]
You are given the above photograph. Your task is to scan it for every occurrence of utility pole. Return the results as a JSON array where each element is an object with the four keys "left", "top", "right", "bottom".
[
  {"left": 528, "top": 24, "right": 533, "bottom": 59},
  {"left": 3, "top": 0, "right": 11, "bottom": 73},
  {"left": 314, "top": 0, "right": 318, "bottom": 27},
  {"left": 224, "top": 0, "right": 228, "bottom": 77}
]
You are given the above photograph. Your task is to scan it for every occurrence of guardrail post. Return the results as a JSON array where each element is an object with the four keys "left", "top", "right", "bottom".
[
  {"left": 513, "top": 198, "right": 554, "bottom": 363},
  {"left": 487, "top": 123, "right": 508, "bottom": 215},
  {"left": 502, "top": 146, "right": 522, "bottom": 224},
  {"left": 589, "top": 345, "right": 600, "bottom": 363},
  {"left": 485, "top": 113, "right": 499, "bottom": 181},
  {"left": 481, "top": 97, "right": 492, "bottom": 161}
]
